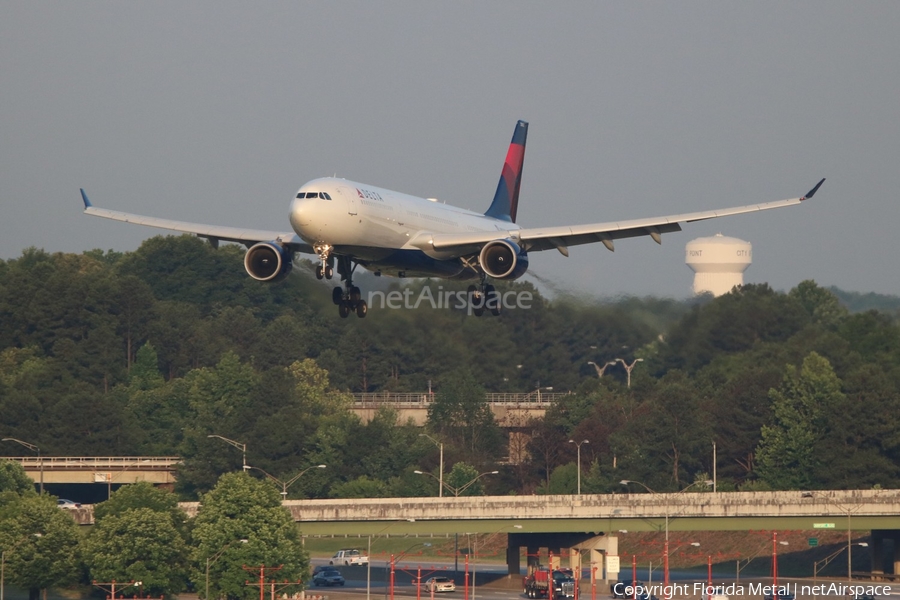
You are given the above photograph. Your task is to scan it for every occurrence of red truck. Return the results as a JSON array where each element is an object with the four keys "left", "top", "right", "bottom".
[{"left": 523, "top": 567, "right": 576, "bottom": 599}]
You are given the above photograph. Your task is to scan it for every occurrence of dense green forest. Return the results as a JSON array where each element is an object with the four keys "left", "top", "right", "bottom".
[{"left": 1, "top": 236, "right": 900, "bottom": 498}]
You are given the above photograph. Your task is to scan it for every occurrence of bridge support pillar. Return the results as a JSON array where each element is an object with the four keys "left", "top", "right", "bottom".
[
  {"left": 507, "top": 544, "right": 522, "bottom": 575},
  {"left": 871, "top": 531, "right": 885, "bottom": 575},
  {"left": 509, "top": 533, "right": 617, "bottom": 587},
  {"left": 893, "top": 533, "right": 900, "bottom": 576}
]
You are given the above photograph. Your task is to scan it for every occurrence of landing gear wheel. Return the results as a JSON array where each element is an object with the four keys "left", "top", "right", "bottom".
[
  {"left": 485, "top": 284, "right": 501, "bottom": 316},
  {"left": 315, "top": 265, "right": 324, "bottom": 280},
  {"left": 333, "top": 287, "right": 343, "bottom": 305},
  {"left": 325, "top": 265, "right": 334, "bottom": 279},
  {"left": 338, "top": 302, "right": 351, "bottom": 318},
  {"left": 350, "top": 286, "right": 362, "bottom": 303},
  {"left": 356, "top": 300, "right": 368, "bottom": 318},
  {"left": 467, "top": 284, "right": 485, "bottom": 316}
]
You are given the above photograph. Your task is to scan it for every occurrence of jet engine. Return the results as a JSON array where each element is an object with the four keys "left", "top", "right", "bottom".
[
  {"left": 244, "top": 242, "right": 293, "bottom": 282},
  {"left": 479, "top": 239, "right": 529, "bottom": 280}
]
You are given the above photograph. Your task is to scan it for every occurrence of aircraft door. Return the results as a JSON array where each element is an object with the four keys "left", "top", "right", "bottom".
[{"left": 338, "top": 186, "right": 358, "bottom": 216}]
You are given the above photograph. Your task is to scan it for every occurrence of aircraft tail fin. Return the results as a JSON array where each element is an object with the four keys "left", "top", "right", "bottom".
[{"left": 485, "top": 120, "right": 528, "bottom": 223}]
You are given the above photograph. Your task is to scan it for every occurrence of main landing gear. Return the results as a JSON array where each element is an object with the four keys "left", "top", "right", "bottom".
[
  {"left": 466, "top": 276, "right": 501, "bottom": 317},
  {"left": 331, "top": 255, "right": 367, "bottom": 319}
]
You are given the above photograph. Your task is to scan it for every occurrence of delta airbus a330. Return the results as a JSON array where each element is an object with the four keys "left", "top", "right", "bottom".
[{"left": 81, "top": 120, "right": 823, "bottom": 319}]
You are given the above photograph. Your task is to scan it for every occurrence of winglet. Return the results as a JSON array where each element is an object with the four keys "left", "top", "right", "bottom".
[
  {"left": 80, "top": 188, "right": 92, "bottom": 208},
  {"left": 801, "top": 178, "right": 825, "bottom": 201}
]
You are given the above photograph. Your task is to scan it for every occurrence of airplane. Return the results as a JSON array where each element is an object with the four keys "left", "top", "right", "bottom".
[{"left": 81, "top": 120, "right": 824, "bottom": 319}]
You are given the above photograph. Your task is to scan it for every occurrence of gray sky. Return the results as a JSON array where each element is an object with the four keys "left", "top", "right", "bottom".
[{"left": 3, "top": 2, "right": 898, "bottom": 299}]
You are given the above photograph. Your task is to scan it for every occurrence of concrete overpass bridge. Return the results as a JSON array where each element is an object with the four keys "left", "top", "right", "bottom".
[
  {"left": 178, "top": 489, "right": 900, "bottom": 582},
  {"left": 350, "top": 391, "right": 567, "bottom": 427},
  {"left": 9, "top": 456, "right": 179, "bottom": 486}
]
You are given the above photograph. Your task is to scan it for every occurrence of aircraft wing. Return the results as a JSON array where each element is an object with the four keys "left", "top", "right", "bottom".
[
  {"left": 426, "top": 179, "right": 824, "bottom": 256},
  {"left": 80, "top": 189, "right": 314, "bottom": 253}
]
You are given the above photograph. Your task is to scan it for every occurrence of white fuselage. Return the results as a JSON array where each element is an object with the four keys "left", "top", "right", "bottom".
[{"left": 289, "top": 177, "right": 518, "bottom": 277}]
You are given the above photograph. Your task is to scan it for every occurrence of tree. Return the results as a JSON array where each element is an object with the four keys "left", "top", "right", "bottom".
[
  {"left": 82, "top": 508, "right": 188, "bottom": 597},
  {"left": 755, "top": 352, "right": 844, "bottom": 489},
  {"left": 427, "top": 369, "right": 503, "bottom": 463},
  {"left": 0, "top": 458, "right": 36, "bottom": 496},
  {"left": 93, "top": 482, "right": 185, "bottom": 529},
  {"left": 0, "top": 495, "right": 80, "bottom": 600},
  {"left": 190, "top": 472, "right": 308, "bottom": 600},
  {"left": 330, "top": 476, "right": 390, "bottom": 498}
]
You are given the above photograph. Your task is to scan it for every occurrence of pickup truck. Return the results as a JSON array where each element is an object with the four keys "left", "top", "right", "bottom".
[{"left": 330, "top": 548, "right": 369, "bottom": 566}]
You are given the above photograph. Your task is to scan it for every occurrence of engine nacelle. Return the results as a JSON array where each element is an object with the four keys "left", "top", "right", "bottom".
[
  {"left": 244, "top": 242, "right": 293, "bottom": 282},
  {"left": 479, "top": 239, "right": 529, "bottom": 280}
]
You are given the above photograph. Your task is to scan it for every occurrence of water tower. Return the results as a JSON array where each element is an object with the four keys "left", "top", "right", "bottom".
[{"left": 685, "top": 233, "right": 752, "bottom": 296}]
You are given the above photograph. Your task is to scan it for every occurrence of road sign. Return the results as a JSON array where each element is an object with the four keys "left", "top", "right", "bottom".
[
  {"left": 814, "top": 523, "right": 836, "bottom": 529},
  {"left": 809, "top": 538, "right": 818, "bottom": 547},
  {"left": 607, "top": 556, "right": 620, "bottom": 573}
]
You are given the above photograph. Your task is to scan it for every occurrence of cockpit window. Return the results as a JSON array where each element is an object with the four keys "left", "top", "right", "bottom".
[
  {"left": 307, "top": 192, "right": 319, "bottom": 198},
  {"left": 296, "top": 192, "right": 304, "bottom": 199},
  {"left": 322, "top": 192, "right": 332, "bottom": 200},
  {"left": 296, "top": 191, "right": 331, "bottom": 199}
]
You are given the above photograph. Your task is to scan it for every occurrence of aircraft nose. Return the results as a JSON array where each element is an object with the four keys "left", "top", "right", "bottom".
[{"left": 291, "top": 197, "right": 312, "bottom": 227}]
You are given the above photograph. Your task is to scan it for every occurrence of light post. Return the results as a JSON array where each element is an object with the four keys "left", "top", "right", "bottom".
[
  {"left": 813, "top": 542, "right": 868, "bottom": 583},
  {"left": 568, "top": 439, "right": 590, "bottom": 495},
  {"left": 207, "top": 434, "right": 247, "bottom": 470},
  {"left": 245, "top": 464, "right": 326, "bottom": 500},
  {"left": 418, "top": 433, "right": 444, "bottom": 498},
  {"left": 736, "top": 535, "right": 785, "bottom": 583},
  {"left": 807, "top": 493, "right": 863, "bottom": 582},
  {"left": 205, "top": 538, "right": 248, "bottom": 600},
  {"left": 535, "top": 385, "right": 553, "bottom": 403},
  {"left": 107, "top": 458, "right": 151, "bottom": 499},
  {"left": 414, "top": 470, "right": 498, "bottom": 575},
  {"left": 413, "top": 470, "right": 498, "bottom": 497},
  {"left": 620, "top": 479, "right": 713, "bottom": 587},
  {"left": 615, "top": 358, "right": 644, "bottom": 389},
  {"left": 390, "top": 543, "right": 432, "bottom": 600},
  {"left": 587, "top": 361, "right": 616, "bottom": 378},
  {"left": 470, "top": 524, "right": 521, "bottom": 600},
  {"left": 1, "top": 533, "right": 42, "bottom": 600},
  {"left": 2, "top": 438, "right": 42, "bottom": 494},
  {"left": 368, "top": 519, "right": 415, "bottom": 600}
]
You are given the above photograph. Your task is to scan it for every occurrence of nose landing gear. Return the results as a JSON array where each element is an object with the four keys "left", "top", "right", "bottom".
[{"left": 314, "top": 244, "right": 334, "bottom": 280}]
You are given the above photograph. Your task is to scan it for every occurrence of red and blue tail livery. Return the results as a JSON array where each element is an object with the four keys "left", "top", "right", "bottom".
[{"left": 485, "top": 120, "right": 528, "bottom": 223}]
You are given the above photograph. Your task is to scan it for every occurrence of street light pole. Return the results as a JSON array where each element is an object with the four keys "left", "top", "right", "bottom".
[
  {"left": 568, "top": 439, "right": 589, "bottom": 494},
  {"left": 587, "top": 361, "right": 616, "bottom": 378},
  {"left": 245, "top": 464, "right": 326, "bottom": 500},
  {"left": 413, "top": 470, "right": 498, "bottom": 497},
  {"left": 207, "top": 434, "right": 247, "bottom": 470},
  {"left": 419, "top": 433, "right": 444, "bottom": 498},
  {"left": 620, "top": 479, "right": 712, "bottom": 587},
  {"left": 205, "top": 538, "right": 248, "bottom": 600},
  {"left": 2, "top": 438, "right": 42, "bottom": 494},
  {"left": 615, "top": 358, "right": 644, "bottom": 389}
]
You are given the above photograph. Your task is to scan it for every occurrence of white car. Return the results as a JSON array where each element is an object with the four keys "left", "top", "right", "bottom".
[
  {"left": 330, "top": 548, "right": 368, "bottom": 566},
  {"left": 57, "top": 499, "right": 82, "bottom": 509},
  {"left": 708, "top": 587, "right": 729, "bottom": 600},
  {"left": 425, "top": 577, "right": 456, "bottom": 593}
]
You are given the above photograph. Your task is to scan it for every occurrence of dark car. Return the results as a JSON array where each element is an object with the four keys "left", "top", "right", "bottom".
[{"left": 313, "top": 568, "right": 345, "bottom": 587}]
